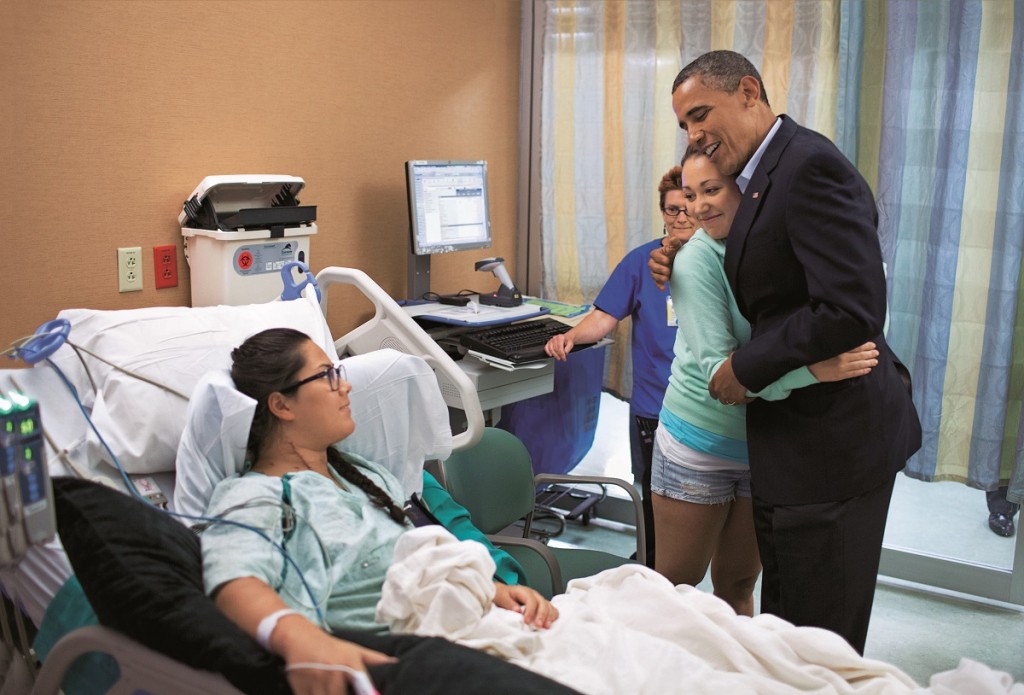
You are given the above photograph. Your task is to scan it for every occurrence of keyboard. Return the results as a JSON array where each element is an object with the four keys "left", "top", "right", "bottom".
[{"left": 459, "top": 317, "right": 583, "bottom": 364}]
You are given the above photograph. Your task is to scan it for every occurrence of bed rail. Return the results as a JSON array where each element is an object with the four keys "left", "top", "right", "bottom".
[
  {"left": 315, "top": 266, "right": 484, "bottom": 451},
  {"left": 29, "top": 625, "right": 243, "bottom": 695}
]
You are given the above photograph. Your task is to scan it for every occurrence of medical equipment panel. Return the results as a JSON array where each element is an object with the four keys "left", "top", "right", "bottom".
[{"left": 0, "top": 391, "right": 55, "bottom": 567}]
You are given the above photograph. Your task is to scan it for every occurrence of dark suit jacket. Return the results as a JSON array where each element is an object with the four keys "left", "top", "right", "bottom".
[{"left": 727, "top": 116, "right": 921, "bottom": 505}]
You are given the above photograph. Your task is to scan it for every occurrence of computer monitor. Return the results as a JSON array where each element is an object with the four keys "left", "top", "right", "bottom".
[{"left": 406, "top": 160, "right": 492, "bottom": 299}]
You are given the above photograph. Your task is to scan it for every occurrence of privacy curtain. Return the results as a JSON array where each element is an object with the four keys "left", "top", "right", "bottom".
[{"left": 537, "top": 0, "right": 1024, "bottom": 501}]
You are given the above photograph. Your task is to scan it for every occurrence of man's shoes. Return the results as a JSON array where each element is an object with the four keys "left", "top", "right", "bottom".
[{"left": 988, "top": 512, "right": 1016, "bottom": 537}]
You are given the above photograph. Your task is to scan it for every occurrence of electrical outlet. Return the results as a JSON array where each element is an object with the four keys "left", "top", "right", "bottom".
[
  {"left": 117, "top": 247, "right": 143, "bottom": 292},
  {"left": 153, "top": 244, "right": 178, "bottom": 289}
]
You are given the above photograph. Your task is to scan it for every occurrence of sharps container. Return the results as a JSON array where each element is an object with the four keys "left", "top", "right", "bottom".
[{"left": 179, "top": 175, "right": 317, "bottom": 306}]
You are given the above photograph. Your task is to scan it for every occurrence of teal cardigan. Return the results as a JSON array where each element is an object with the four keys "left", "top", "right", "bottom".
[
  {"left": 419, "top": 470, "right": 527, "bottom": 586},
  {"left": 663, "top": 229, "right": 818, "bottom": 444}
]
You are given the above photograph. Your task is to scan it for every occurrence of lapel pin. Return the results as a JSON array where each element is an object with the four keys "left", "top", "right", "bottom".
[{"left": 752, "top": 191, "right": 760, "bottom": 199}]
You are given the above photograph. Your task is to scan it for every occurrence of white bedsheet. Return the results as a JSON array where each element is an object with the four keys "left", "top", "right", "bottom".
[{"left": 378, "top": 527, "right": 1023, "bottom": 695}]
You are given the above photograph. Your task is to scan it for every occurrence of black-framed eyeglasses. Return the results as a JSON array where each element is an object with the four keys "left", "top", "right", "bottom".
[
  {"left": 662, "top": 205, "right": 685, "bottom": 218},
  {"left": 280, "top": 361, "right": 347, "bottom": 393}
]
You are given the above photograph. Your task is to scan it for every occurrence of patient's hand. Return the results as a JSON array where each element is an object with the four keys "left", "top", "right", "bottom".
[
  {"left": 279, "top": 626, "right": 395, "bottom": 695},
  {"left": 215, "top": 577, "right": 394, "bottom": 694},
  {"left": 809, "top": 342, "right": 879, "bottom": 382},
  {"left": 492, "top": 582, "right": 559, "bottom": 629}
]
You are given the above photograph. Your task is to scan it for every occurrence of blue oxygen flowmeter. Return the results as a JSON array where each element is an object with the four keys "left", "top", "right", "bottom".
[{"left": 0, "top": 391, "right": 55, "bottom": 566}]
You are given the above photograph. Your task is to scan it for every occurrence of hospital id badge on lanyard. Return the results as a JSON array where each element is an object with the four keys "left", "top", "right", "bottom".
[{"left": 666, "top": 294, "right": 677, "bottom": 327}]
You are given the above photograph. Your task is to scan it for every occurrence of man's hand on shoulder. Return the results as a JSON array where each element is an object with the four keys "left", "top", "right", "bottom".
[{"left": 649, "top": 236, "right": 682, "bottom": 290}]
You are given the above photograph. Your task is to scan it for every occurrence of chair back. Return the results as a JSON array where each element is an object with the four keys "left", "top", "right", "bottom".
[{"left": 441, "top": 428, "right": 536, "bottom": 534}]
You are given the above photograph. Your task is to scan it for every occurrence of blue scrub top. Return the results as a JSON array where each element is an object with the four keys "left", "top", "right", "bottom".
[{"left": 593, "top": 238, "right": 676, "bottom": 418}]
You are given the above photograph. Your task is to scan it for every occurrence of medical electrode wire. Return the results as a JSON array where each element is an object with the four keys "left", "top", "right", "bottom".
[
  {"left": 39, "top": 354, "right": 330, "bottom": 626},
  {"left": 285, "top": 663, "right": 379, "bottom": 695},
  {"left": 214, "top": 498, "right": 334, "bottom": 617},
  {"left": 285, "top": 663, "right": 365, "bottom": 674},
  {"left": 3, "top": 331, "right": 190, "bottom": 402},
  {"left": 1, "top": 333, "right": 51, "bottom": 362},
  {"left": 65, "top": 341, "right": 190, "bottom": 401}
]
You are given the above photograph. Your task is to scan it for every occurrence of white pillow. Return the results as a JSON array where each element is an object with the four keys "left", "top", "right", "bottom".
[
  {"left": 173, "top": 369, "right": 256, "bottom": 519},
  {"left": 45, "top": 293, "right": 336, "bottom": 475},
  {"left": 172, "top": 349, "right": 452, "bottom": 518},
  {"left": 340, "top": 349, "right": 452, "bottom": 495}
]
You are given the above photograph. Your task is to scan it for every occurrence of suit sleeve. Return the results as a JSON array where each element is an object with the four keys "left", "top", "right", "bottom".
[
  {"left": 732, "top": 149, "right": 887, "bottom": 391},
  {"left": 674, "top": 240, "right": 819, "bottom": 401}
]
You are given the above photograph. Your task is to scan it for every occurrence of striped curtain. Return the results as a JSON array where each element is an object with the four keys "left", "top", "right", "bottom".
[
  {"left": 870, "top": 1, "right": 1024, "bottom": 501},
  {"left": 540, "top": 0, "right": 844, "bottom": 398},
  {"left": 538, "top": 0, "right": 1024, "bottom": 500}
]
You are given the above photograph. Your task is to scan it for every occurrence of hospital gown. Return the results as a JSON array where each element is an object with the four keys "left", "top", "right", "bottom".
[
  {"left": 201, "top": 453, "right": 408, "bottom": 633},
  {"left": 201, "top": 452, "right": 526, "bottom": 633}
]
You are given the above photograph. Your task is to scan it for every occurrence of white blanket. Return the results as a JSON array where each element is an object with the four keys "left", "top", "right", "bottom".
[{"left": 378, "top": 528, "right": 1023, "bottom": 695}]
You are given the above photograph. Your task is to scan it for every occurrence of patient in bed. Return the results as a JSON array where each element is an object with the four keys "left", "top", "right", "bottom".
[{"left": 200, "top": 327, "right": 559, "bottom": 694}]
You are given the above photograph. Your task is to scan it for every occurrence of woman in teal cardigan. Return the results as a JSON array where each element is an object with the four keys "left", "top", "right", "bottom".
[{"left": 652, "top": 150, "right": 879, "bottom": 617}]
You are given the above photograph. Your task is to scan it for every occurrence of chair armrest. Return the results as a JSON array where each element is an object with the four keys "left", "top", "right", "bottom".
[
  {"left": 486, "top": 535, "right": 564, "bottom": 597},
  {"left": 533, "top": 474, "right": 646, "bottom": 566}
]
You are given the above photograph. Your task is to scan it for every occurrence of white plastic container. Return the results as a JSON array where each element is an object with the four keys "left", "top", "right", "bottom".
[{"left": 179, "top": 175, "right": 317, "bottom": 306}]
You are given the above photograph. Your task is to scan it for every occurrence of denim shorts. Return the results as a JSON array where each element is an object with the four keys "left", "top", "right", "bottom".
[{"left": 650, "top": 438, "right": 751, "bottom": 504}]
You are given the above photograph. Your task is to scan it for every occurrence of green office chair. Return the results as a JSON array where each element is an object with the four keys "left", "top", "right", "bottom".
[{"left": 441, "top": 427, "right": 645, "bottom": 598}]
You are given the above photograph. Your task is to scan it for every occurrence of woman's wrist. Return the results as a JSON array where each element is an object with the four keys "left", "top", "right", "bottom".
[
  {"left": 257, "top": 608, "right": 301, "bottom": 651},
  {"left": 277, "top": 619, "right": 350, "bottom": 666}
]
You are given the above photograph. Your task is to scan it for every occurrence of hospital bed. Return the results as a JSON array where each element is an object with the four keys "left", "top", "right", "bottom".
[
  {"left": 0, "top": 265, "right": 487, "bottom": 694},
  {"left": 2, "top": 266, "right": 1020, "bottom": 695}
]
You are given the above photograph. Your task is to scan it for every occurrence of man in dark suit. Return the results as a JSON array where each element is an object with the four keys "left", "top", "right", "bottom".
[{"left": 656, "top": 51, "right": 921, "bottom": 654}]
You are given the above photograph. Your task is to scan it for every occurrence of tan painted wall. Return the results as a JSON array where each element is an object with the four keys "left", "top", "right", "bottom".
[{"left": 0, "top": 0, "right": 521, "bottom": 362}]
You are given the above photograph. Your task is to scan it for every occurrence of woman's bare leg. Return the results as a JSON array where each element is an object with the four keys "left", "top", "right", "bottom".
[
  {"left": 709, "top": 496, "right": 761, "bottom": 616},
  {"left": 652, "top": 492, "right": 731, "bottom": 587}
]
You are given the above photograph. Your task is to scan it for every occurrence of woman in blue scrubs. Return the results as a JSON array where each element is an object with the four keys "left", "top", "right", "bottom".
[{"left": 545, "top": 166, "right": 696, "bottom": 567}]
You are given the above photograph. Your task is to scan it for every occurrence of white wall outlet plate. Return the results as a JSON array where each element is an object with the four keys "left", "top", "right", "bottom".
[{"left": 118, "top": 246, "right": 143, "bottom": 292}]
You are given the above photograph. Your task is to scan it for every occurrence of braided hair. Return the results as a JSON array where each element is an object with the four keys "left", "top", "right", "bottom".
[
  {"left": 326, "top": 448, "right": 407, "bottom": 524},
  {"left": 231, "top": 328, "right": 408, "bottom": 525}
]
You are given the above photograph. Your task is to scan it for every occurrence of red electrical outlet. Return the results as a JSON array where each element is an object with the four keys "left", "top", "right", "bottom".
[{"left": 153, "top": 245, "right": 178, "bottom": 289}]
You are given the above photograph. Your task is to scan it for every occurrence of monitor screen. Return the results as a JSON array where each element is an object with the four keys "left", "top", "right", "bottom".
[{"left": 406, "top": 160, "right": 492, "bottom": 255}]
